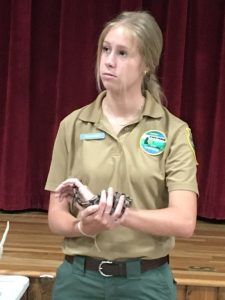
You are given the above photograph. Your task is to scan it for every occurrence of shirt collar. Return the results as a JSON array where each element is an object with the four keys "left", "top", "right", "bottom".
[
  {"left": 142, "top": 91, "right": 164, "bottom": 118},
  {"left": 78, "top": 90, "right": 163, "bottom": 123},
  {"left": 78, "top": 91, "right": 106, "bottom": 123}
]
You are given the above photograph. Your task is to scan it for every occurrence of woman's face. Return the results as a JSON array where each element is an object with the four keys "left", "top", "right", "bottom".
[{"left": 100, "top": 25, "right": 145, "bottom": 93}]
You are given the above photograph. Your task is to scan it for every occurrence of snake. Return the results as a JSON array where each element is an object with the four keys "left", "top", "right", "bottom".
[{"left": 72, "top": 185, "right": 132, "bottom": 214}]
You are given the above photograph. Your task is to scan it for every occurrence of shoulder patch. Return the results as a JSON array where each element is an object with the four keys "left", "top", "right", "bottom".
[{"left": 185, "top": 128, "right": 198, "bottom": 164}]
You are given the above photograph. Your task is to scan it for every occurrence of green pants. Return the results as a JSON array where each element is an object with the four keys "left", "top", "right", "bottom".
[{"left": 52, "top": 256, "right": 176, "bottom": 300}]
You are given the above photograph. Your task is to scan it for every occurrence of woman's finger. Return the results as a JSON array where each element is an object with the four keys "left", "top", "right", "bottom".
[
  {"left": 78, "top": 204, "right": 99, "bottom": 220},
  {"left": 112, "top": 194, "right": 125, "bottom": 219},
  {"left": 104, "top": 187, "right": 113, "bottom": 214},
  {"left": 55, "top": 178, "right": 76, "bottom": 192},
  {"left": 55, "top": 177, "right": 84, "bottom": 192},
  {"left": 97, "top": 190, "right": 107, "bottom": 216},
  {"left": 77, "top": 185, "right": 95, "bottom": 201}
]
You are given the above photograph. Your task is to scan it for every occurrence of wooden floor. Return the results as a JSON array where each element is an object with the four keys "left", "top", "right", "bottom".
[
  {"left": 0, "top": 212, "right": 63, "bottom": 277},
  {"left": 0, "top": 212, "right": 225, "bottom": 299}
]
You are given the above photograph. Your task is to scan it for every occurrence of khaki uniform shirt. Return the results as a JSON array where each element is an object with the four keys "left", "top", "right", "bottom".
[{"left": 45, "top": 91, "right": 198, "bottom": 260}]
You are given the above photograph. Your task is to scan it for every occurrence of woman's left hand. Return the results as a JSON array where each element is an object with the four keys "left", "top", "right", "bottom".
[{"left": 77, "top": 187, "right": 127, "bottom": 236}]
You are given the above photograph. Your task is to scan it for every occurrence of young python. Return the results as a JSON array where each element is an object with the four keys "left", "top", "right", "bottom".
[{"left": 72, "top": 184, "right": 132, "bottom": 215}]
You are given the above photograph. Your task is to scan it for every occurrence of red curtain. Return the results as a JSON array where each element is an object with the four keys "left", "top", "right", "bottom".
[{"left": 0, "top": 0, "right": 224, "bottom": 219}]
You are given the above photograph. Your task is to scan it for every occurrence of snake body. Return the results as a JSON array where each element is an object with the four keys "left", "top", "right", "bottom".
[{"left": 72, "top": 186, "right": 132, "bottom": 214}]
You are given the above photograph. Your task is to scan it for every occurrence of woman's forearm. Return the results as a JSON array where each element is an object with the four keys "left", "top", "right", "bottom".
[
  {"left": 48, "top": 192, "right": 81, "bottom": 237},
  {"left": 122, "top": 191, "right": 197, "bottom": 237},
  {"left": 122, "top": 206, "right": 196, "bottom": 238},
  {"left": 48, "top": 209, "right": 79, "bottom": 237}
]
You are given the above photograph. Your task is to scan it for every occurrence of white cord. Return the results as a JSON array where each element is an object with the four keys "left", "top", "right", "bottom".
[
  {"left": 77, "top": 222, "right": 102, "bottom": 252},
  {"left": 0, "top": 221, "right": 10, "bottom": 258},
  {"left": 77, "top": 222, "right": 96, "bottom": 238}
]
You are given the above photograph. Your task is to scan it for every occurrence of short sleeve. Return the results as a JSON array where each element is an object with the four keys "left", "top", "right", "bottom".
[
  {"left": 45, "top": 122, "right": 68, "bottom": 191},
  {"left": 166, "top": 124, "right": 199, "bottom": 195}
]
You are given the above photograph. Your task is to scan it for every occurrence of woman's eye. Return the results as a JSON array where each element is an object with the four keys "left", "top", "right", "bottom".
[
  {"left": 119, "top": 50, "right": 127, "bottom": 57},
  {"left": 102, "top": 46, "right": 110, "bottom": 53}
]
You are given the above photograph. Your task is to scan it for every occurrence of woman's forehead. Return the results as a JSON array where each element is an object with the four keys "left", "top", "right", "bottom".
[{"left": 104, "top": 25, "right": 138, "bottom": 47}]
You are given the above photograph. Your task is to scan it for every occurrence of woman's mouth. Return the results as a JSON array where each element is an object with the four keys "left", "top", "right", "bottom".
[{"left": 102, "top": 72, "right": 116, "bottom": 78}]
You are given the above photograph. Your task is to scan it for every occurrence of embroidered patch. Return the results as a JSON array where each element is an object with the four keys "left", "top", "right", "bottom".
[
  {"left": 140, "top": 130, "right": 167, "bottom": 155},
  {"left": 185, "top": 128, "right": 198, "bottom": 164}
]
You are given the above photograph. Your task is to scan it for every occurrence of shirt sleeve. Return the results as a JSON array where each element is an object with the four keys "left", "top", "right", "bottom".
[
  {"left": 166, "top": 124, "right": 199, "bottom": 195},
  {"left": 45, "top": 122, "right": 68, "bottom": 191}
]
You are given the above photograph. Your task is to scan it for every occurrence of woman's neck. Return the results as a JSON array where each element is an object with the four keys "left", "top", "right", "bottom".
[
  {"left": 102, "top": 90, "right": 145, "bottom": 130},
  {"left": 102, "top": 90, "right": 145, "bottom": 118}
]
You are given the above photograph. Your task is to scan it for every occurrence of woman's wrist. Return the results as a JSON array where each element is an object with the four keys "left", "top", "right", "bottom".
[
  {"left": 76, "top": 221, "right": 96, "bottom": 238},
  {"left": 120, "top": 207, "right": 136, "bottom": 228}
]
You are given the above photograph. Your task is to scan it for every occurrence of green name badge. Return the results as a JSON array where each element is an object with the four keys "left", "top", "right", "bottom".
[{"left": 80, "top": 132, "right": 105, "bottom": 140}]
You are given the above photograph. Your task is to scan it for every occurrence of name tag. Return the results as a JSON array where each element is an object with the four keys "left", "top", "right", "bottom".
[{"left": 80, "top": 132, "right": 105, "bottom": 140}]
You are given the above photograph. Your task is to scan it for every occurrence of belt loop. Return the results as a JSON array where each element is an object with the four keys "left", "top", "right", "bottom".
[{"left": 126, "top": 260, "right": 141, "bottom": 278}]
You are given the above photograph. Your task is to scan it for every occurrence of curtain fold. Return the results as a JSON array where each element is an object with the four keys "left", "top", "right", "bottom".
[
  {"left": 157, "top": 0, "right": 189, "bottom": 115},
  {"left": 0, "top": 0, "right": 32, "bottom": 209},
  {"left": 198, "top": 10, "right": 225, "bottom": 219},
  {"left": 0, "top": 0, "right": 224, "bottom": 219}
]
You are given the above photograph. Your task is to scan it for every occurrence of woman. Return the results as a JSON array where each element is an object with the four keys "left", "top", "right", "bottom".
[{"left": 45, "top": 11, "right": 198, "bottom": 300}]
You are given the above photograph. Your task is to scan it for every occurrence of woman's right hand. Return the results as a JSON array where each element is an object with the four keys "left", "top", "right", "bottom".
[
  {"left": 54, "top": 177, "right": 95, "bottom": 205},
  {"left": 51, "top": 179, "right": 127, "bottom": 236}
]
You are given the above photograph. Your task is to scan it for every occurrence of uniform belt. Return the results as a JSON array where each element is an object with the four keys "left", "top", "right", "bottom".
[{"left": 65, "top": 255, "right": 169, "bottom": 277}]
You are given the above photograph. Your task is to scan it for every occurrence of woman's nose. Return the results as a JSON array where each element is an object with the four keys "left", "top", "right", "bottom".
[{"left": 106, "top": 52, "right": 116, "bottom": 67}]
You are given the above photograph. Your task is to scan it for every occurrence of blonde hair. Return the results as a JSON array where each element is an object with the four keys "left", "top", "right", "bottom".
[{"left": 96, "top": 11, "right": 165, "bottom": 104}]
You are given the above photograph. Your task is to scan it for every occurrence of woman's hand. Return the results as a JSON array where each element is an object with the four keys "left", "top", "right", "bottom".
[
  {"left": 77, "top": 187, "right": 126, "bottom": 236},
  {"left": 53, "top": 178, "right": 127, "bottom": 236},
  {"left": 48, "top": 178, "right": 99, "bottom": 236},
  {"left": 54, "top": 178, "right": 91, "bottom": 200}
]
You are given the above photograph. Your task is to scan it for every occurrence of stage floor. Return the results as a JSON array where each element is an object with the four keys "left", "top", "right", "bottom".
[{"left": 0, "top": 212, "right": 225, "bottom": 288}]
